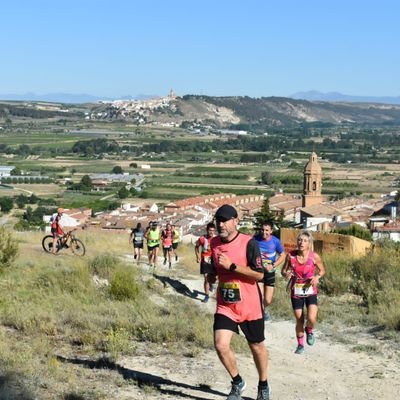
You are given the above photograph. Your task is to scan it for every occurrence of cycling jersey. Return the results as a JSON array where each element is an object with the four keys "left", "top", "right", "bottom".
[{"left": 51, "top": 214, "right": 63, "bottom": 236}]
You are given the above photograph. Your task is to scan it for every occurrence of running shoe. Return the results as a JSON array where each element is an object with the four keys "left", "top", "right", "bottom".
[
  {"left": 202, "top": 295, "right": 209, "bottom": 303},
  {"left": 134, "top": 254, "right": 137, "bottom": 260},
  {"left": 175, "top": 255, "right": 178, "bottom": 261},
  {"left": 163, "top": 258, "right": 167, "bottom": 265},
  {"left": 169, "top": 262, "right": 172, "bottom": 269},
  {"left": 227, "top": 379, "right": 246, "bottom": 400},
  {"left": 263, "top": 310, "right": 271, "bottom": 322},
  {"left": 256, "top": 384, "right": 271, "bottom": 400},
  {"left": 306, "top": 332, "right": 315, "bottom": 346},
  {"left": 294, "top": 345, "right": 305, "bottom": 354}
]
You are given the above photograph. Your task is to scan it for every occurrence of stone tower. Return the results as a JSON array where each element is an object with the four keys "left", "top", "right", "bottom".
[{"left": 302, "top": 152, "right": 323, "bottom": 207}]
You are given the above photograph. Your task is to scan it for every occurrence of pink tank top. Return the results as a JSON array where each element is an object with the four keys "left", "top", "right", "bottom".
[
  {"left": 211, "top": 233, "right": 263, "bottom": 323},
  {"left": 288, "top": 250, "right": 318, "bottom": 298}
]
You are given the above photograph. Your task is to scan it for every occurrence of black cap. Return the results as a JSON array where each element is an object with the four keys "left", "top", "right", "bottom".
[{"left": 215, "top": 204, "right": 238, "bottom": 222}]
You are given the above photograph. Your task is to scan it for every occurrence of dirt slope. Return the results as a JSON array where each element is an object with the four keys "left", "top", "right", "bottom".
[{"left": 117, "top": 258, "right": 400, "bottom": 400}]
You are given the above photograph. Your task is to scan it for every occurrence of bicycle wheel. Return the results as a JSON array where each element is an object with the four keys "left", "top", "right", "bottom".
[
  {"left": 71, "top": 238, "right": 86, "bottom": 256},
  {"left": 42, "top": 235, "right": 54, "bottom": 253}
]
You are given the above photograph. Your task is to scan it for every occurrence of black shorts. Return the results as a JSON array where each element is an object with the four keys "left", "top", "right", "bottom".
[
  {"left": 213, "top": 313, "right": 265, "bottom": 344},
  {"left": 172, "top": 242, "right": 179, "bottom": 250},
  {"left": 259, "top": 270, "right": 275, "bottom": 287},
  {"left": 147, "top": 244, "right": 159, "bottom": 252},
  {"left": 291, "top": 295, "right": 318, "bottom": 310},
  {"left": 163, "top": 245, "right": 172, "bottom": 252},
  {"left": 200, "top": 261, "right": 213, "bottom": 275},
  {"left": 133, "top": 243, "right": 143, "bottom": 249}
]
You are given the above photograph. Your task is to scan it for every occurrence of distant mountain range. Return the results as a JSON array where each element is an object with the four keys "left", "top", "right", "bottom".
[
  {"left": 291, "top": 90, "right": 400, "bottom": 104},
  {"left": 0, "top": 92, "right": 157, "bottom": 103}
]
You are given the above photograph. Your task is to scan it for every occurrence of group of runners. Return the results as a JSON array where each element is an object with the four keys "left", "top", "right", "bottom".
[
  {"left": 129, "top": 221, "right": 180, "bottom": 269},
  {"left": 195, "top": 204, "right": 325, "bottom": 400}
]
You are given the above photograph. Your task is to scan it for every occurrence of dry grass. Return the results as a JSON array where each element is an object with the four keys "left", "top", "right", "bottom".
[{"left": 0, "top": 230, "right": 215, "bottom": 399}]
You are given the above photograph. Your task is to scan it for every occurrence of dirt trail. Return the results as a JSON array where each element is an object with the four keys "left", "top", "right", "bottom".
[{"left": 119, "top": 257, "right": 400, "bottom": 400}]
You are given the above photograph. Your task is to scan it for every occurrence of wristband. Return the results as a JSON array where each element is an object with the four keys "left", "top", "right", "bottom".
[{"left": 229, "top": 263, "right": 237, "bottom": 272}]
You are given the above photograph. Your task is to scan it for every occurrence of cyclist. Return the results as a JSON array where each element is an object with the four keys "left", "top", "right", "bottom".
[
  {"left": 51, "top": 208, "right": 65, "bottom": 255},
  {"left": 130, "top": 222, "right": 145, "bottom": 262},
  {"left": 195, "top": 222, "right": 216, "bottom": 303},
  {"left": 281, "top": 230, "right": 325, "bottom": 354}
]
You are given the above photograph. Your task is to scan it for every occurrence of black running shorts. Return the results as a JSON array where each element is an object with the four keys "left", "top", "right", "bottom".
[
  {"left": 261, "top": 270, "right": 275, "bottom": 287},
  {"left": 291, "top": 294, "right": 318, "bottom": 310},
  {"left": 213, "top": 313, "right": 265, "bottom": 343},
  {"left": 200, "top": 261, "right": 214, "bottom": 274}
]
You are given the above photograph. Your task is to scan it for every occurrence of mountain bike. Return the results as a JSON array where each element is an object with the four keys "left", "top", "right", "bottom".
[{"left": 42, "top": 230, "right": 86, "bottom": 256}]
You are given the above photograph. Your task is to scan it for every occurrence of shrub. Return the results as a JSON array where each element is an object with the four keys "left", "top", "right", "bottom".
[
  {"left": 88, "top": 254, "right": 119, "bottom": 280},
  {"left": 108, "top": 269, "right": 140, "bottom": 301},
  {"left": 0, "top": 227, "right": 18, "bottom": 272}
]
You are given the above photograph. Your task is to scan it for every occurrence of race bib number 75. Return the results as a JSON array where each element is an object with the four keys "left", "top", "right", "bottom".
[{"left": 219, "top": 282, "right": 241, "bottom": 303}]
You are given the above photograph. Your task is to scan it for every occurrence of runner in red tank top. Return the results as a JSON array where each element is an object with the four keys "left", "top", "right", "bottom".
[
  {"left": 281, "top": 230, "right": 326, "bottom": 354},
  {"left": 208, "top": 204, "right": 271, "bottom": 400},
  {"left": 195, "top": 222, "right": 216, "bottom": 303}
]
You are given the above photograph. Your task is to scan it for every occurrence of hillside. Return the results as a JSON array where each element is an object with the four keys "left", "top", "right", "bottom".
[
  {"left": 2, "top": 95, "right": 400, "bottom": 131},
  {"left": 175, "top": 95, "right": 400, "bottom": 129}
]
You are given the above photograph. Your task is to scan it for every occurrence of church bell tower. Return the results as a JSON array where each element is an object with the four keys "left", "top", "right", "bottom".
[{"left": 302, "top": 152, "right": 323, "bottom": 207}]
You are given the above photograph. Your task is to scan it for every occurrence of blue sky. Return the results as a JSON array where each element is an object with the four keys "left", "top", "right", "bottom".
[{"left": 1, "top": 0, "right": 399, "bottom": 98}]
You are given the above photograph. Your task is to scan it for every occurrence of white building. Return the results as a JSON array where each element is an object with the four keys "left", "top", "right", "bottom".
[{"left": 0, "top": 166, "right": 15, "bottom": 177}]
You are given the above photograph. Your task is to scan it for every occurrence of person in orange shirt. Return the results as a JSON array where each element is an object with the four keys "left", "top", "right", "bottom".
[{"left": 208, "top": 204, "right": 270, "bottom": 400}]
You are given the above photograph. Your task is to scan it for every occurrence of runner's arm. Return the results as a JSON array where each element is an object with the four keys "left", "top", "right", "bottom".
[
  {"left": 281, "top": 254, "right": 292, "bottom": 279},
  {"left": 274, "top": 251, "right": 286, "bottom": 268},
  {"left": 310, "top": 252, "right": 325, "bottom": 286}
]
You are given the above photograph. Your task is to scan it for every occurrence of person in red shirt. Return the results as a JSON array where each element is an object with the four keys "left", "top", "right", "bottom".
[
  {"left": 161, "top": 223, "right": 174, "bottom": 269},
  {"left": 195, "top": 222, "right": 216, "bottom": 303},
  {"left": 51, "top": 208, "right": 65, "bottom": 255},
  {"left": 208, "top": 204, "right": 271, "bottom": 400}
]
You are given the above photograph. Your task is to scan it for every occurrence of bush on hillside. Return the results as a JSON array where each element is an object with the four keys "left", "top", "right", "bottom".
[
  {"left": 108, "top": 269, "right": 140, "bottom": 301},
  {"left": 0, "top": 228, "right": 18, "bottom": 272},
  {"left": 89, "top": 254, "right": 119, "bottom": 280}
]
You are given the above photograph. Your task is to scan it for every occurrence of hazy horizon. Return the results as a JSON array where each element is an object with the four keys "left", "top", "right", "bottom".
[{"left": 1, "top": 0, "right": 399, "bottom": 98}]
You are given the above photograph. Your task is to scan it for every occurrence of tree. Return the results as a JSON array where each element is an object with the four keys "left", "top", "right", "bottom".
[
  {"left": 0, "top": 197, "right": 13, "bottom": 213},
  {"left": 333, "top": 225, "right": 372, "bottom": 241},
  {"left": 117, "top": 187, "right": 129, "bottom": 199},
  {"left": 260, "top": 171, "right": 273, "bottom": 185},
  {"left": 254, "top": 197, "right": 275, "bottom": 229},
  {"left": 10, "top": 167, "right": 21, "bottom": 176},
  {"left": 80, "top": 175, "right": 93, "bottom": 191},
  {"left": 112, "top": 166, "right": 123, "bottom": 174}
]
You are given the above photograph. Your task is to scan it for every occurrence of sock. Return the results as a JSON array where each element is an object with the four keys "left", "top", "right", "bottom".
[
  {"left": 232, "top": 374, "right": 243, "bottom": 384},
  {"left": 258, "top": 380, "right": 269, "bottom": 388},
  {"left": 305, "top": 326, "right": 313, "bottom": 335},
  {"left": 297, "top": 335, "right": 304, "bottom": 347}
]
